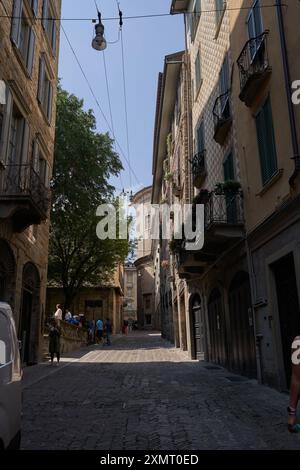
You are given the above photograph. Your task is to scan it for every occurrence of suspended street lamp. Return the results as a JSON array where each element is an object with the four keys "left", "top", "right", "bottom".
[{"left": 92, "top": 12, "right": 107, "bottom": 51}]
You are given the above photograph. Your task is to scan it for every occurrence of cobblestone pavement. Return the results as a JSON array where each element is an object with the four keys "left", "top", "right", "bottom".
[{"left": 21, "top": 332, "right": 300, "bottom": 450}]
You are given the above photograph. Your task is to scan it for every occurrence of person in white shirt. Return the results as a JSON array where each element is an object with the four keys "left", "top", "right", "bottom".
[{"left": 54, "top": 304, "right": 63, "bottom": 322}]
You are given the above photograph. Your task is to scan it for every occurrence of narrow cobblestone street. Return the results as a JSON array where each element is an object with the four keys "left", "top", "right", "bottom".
[{"left": 21, "top": 332, "right": 300, "bottom": 450}]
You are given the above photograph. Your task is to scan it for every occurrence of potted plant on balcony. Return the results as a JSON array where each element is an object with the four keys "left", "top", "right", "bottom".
[{"left": 215, "top": 180, "right": 241, "bottom": 195}]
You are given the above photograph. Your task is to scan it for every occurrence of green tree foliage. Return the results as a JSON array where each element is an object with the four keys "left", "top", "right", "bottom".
[{"left": 48, "top": 87, "right": 130, "bottom": 307}]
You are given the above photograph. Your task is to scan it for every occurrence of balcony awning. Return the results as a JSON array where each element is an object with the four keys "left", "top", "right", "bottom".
[{"left": 170, "top": 0, "right": 189, "bottom": 14}]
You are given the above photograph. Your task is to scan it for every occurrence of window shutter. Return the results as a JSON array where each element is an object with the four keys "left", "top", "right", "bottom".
[
  {"left": 256, "top": 98, "right": 278, "bottom": 185},
  {"left": 32, "top": 138, "right": 39, "bottom": 172},
  {"left": 0, "top": 86, "right": 13, "bottom": 165},
  {"left": 52, "top": 20, "right": 57, "bottom": 57},
  {"left": 21, "top": 120, "right": 30, "bottom": 165},
  {"left": 44, "top": 160, "right": 50, "bottom": 187},
  {"left": 31, "top": 0, "right": 38, "bottom": 16},
  {"left": 197, "top": 121, "right": 204, "bottom": 153},
  {"left": 26, "top": 28, "right": 36, "bottom": 77},
  {"left": 37, "top": 56, "right": 45, "bottom": 104},
  {"left": 11, "top": 0, "right": 23, "bottom": 48},
  {"left": 223, "top": 153, "right": 234, "bottom": 181},
  {"left": 42, "top": 0, "right": 49, "bottom": 31},
  {"left": 47, "top": 83, "right": 53, "bottom": 123}
]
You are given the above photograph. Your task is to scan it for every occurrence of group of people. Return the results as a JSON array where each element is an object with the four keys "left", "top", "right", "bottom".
[{"left": 89, "top": 318, "right": 112, "bottom": 346}]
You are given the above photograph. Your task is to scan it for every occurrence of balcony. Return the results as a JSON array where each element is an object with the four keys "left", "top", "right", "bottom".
[
  {"left": 0, "top": 164, "right": 51, "bottom": 232},
  {"left": 175, "top": 190, "right": 245, "bottom": 279},
  {"left": 237, "top": 31, "right": 272, "bottom": 107},
  {"left": 191, "top": 151, "right": 206, "bottom": 189},
  {"left": 213, "top": 90, "right": 232, "bottom": 145}
]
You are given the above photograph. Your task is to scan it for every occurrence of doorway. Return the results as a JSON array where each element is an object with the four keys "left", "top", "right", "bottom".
[
  {"left": 20, "top": 263, "right": 40, "bottom": 365},
  {"left": 207, "top": 288, "right": 227, "bottom": 367},
  {"left": 272, "top": 253, "right": 300, "bottom": 387},
  {"left": 190, "top": 294, "right": 204, "bottom": 360},
  {"left": 228, "top": 272, "right": 257, "bottom": 378}
]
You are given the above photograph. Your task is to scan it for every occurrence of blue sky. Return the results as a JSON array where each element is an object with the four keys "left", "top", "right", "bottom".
[{"left": 58, "top": 0, "right": 185, "bottom": 193}]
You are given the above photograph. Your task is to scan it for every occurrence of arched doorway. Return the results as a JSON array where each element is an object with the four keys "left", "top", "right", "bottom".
[
  {"left": 190, "top": 294, "right": 205, "bottom": 360},
  {"left": 20, "top": 263, "right": 40, "bottom": 365},
  {"left": 0, "top": 239, "right": 16, "bottom": 306},
  {"left": 228, "top": 272, "right": 256, "bottom": 378},
  {"left": 207, "top": 288, "right": 227, "bottom": 367}
]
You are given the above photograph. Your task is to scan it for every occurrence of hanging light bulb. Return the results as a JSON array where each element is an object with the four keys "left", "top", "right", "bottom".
[{"left": 92, "top": 12, "right": 107, "bottom": 51}]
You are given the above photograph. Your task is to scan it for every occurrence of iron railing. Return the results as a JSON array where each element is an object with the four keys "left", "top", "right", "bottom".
[
  {"left": 204, "top": 190, "right": 244, "bottom": 228},
  {"left": 213, "top": 90, "right": 231, "bottom": 129},
  {"left": 0, "top": 164, "right": 50, "bottom": 216},
  {"left": 237, "top": 31, "right": 270, "bottom": 92}
]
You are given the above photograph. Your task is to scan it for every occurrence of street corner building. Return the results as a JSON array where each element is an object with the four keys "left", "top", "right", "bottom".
[
  {"left": 0, "top": 0, "right": 62, "bottom": 365},
  {"left": 151, "top": 0, "right": 300, "bottom": 391},
  {"left": 46, "top": 264, "right": 125, "bottom": 340}
]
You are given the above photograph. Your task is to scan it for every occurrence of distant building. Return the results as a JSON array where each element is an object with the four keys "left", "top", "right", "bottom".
[
  {"left": 123, "top": 262, "right": 137, "bottom": 323},
  {"left": 0, "top": 0, "right": 62, "bottom": 364},
  {"left": 132, "top": 186, "right": 158, "bottom": 329},
  {"left": 46, "top": 264, "right": 124, "bottom": 335}
]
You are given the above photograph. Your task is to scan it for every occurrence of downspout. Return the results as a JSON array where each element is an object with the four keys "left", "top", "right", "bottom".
[
  {"left": 245, "top": 238, "right": 263, "bottom": 384},
  {"left": 183, "top": 13, "right": 193, "bottom": 204},
  {"left": 276, "top": 0, "right": 300, "bottom": 187}
]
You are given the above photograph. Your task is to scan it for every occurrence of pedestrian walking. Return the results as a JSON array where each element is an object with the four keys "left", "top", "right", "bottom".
[
  {"left": 96, "top": 318, "right": 104, "bottom": 343},
  {"left": 104, "top": 318, "right": 112, "bottom": 346},
  {"left": 288, "top": 336, "right": 300, "bottom": 433},
  {"left": 49, "top": 320, "right": 61, "bottom": 366}
]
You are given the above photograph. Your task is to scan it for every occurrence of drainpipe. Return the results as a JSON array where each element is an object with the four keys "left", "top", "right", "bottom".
[
  {"left": 276, "top": 0, "right": 300, "bottom": 187},
  {"left": 245, "top": 238, "right": 263, "bottom": 384}
]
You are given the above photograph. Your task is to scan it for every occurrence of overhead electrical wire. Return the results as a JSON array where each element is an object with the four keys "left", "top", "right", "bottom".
[
  {"left": 60, "top": 23, "right": 141, "bottom": 187},
  {"left": 118, "top": 3, "right": 132, "bottom": 189},
  {"left": 102, "top": 51, "right": 125, "bottom": 190},
  {"left": 0, "top": 3, "right": 286, "bottom": 22}
]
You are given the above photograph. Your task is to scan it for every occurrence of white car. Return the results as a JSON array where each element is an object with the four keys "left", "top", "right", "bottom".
[{"left": 0, "top": 302, "right": 22, "bottom": 450}]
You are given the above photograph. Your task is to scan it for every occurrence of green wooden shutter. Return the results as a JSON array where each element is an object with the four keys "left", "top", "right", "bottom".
[
  {"left": 197, "top": 120, "right": 204, "bottom": 153},
  {"left": 223, "top": 152, "right": 234, "bottom": 181},
  {"left": 256, "top": 97, "right": 278, "bottom": 185}
]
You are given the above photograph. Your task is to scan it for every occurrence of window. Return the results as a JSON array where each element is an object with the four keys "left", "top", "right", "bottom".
[
  {"left": 144, "top": 294, "right": 152, "bottom": 311},
  {"left": 195, "top": 50, "right": 202, "bottom": 96},
  {"left": 247, "top": 0, "right": 263, "bottom": 58},
  {"left": 7, "top": 104, "right": 29, "bottom": 167},
  {"left": 0, "top": 81, "right": 5, "bottom": 143},
  {"left": 11, "top": 0, "right": 36, "bottom": 76},
  {"left": 42, "top": 0, "right": 57, "bottom": 56},
  {"left": 215, "top": 0, "right": 225, "bottom": 26},
  {"left": 32, "top": 138, "right": 50, "bottom": 187},
  {"left": 0, "top": 312, "right": 12, "bottom": 367},
  {"left": 255, "top": 97, "right": 278, "bottom": 185},
  {"left": 37, "top": 55, "right": 53, "bottom": 123},
  {"left": 196, "top": 120, "right": 205, "bottom": 153},
  {"left": 190, "top": 0, "right": 201, "bottom": 42},
  {"left": 219, "top": 55, "right": 230, "bottom": 115}
]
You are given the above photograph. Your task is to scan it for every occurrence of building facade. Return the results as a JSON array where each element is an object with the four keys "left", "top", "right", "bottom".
[
  {"left": 167, "top": 0, "right": 300, "bottom": 390},
  {"left": 123, "top": 262, "right": 138, "bottom": 323},
  {"left": 46, "top": 264, "right": 125, "bottom": 335},
  {"left": 152, "top": 51, "right": 191, "bottom": 347},
  {"left": 0, "top": 0, "right": 61, "bottom": 364},
  {"left": 132, "top": 186, "right": 157, "bottom": 329}
]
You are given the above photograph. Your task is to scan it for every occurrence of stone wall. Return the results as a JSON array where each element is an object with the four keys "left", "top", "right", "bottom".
[{"left": 43, "top": 321, "right": 88, "bottom": 359}]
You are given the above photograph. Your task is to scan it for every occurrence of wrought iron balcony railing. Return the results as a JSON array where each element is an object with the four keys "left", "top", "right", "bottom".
[
  {"left": 204, "top": 190, "right": 244, "bottom": 229},
  {"left": 237, "top": 31, "right": 272, "bottom": 105},
  {"left": 213, "top": 90, "right": 232, "bottom": 144},
  {"left": 0, "top": 163, "right": 50, "bottom": 218},
  {"left": 191, "top": 151, "right": 206, "bottom": 188}
]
